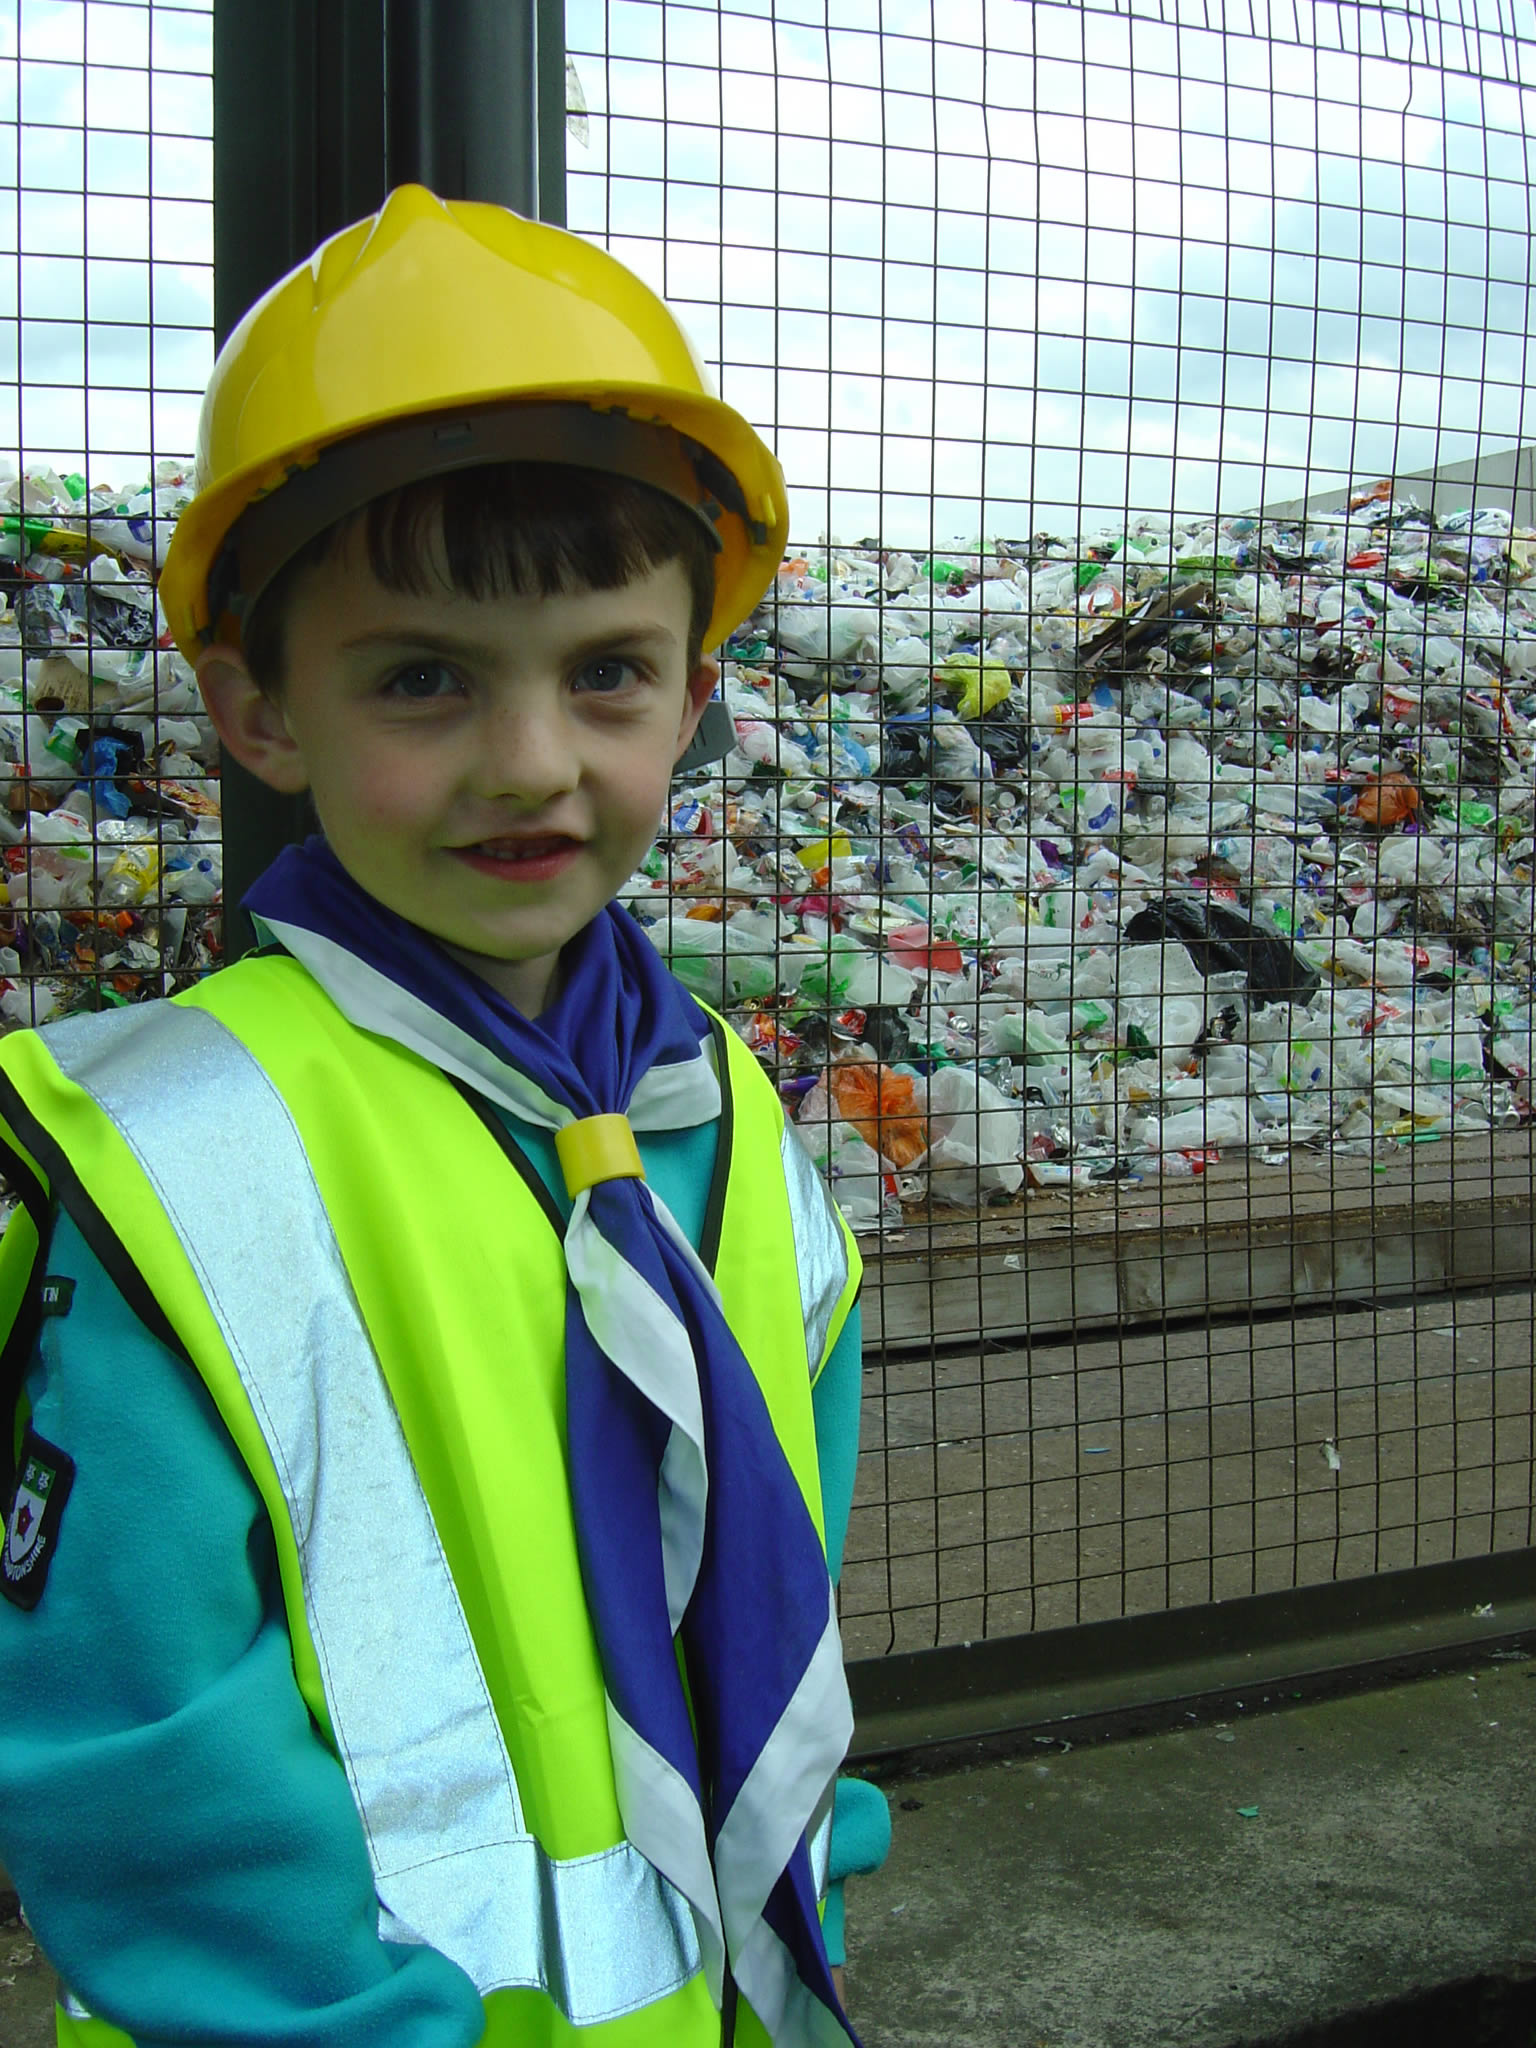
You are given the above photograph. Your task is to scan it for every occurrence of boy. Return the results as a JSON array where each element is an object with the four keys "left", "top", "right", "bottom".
[{"left": 0, "top": 186, "right": 884, "bottom": 2047}]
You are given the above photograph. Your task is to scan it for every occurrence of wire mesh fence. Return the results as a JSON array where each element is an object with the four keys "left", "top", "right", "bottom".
[
  {"left": 563, "top": 0, "right": 1536, "bottom": 1657},
  {"left": 4, "top": 0, "right": 1534, "bottom": 1666},
  {"left": 1, "top": 0, "right": 215, "bottom": 1029}
]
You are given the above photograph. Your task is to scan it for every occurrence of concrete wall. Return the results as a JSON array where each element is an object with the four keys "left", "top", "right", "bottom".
[{"left": 1258, "top": 442, "right": 1535, "bottom": 529}]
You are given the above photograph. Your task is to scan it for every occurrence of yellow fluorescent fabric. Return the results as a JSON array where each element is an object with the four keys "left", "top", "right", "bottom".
[
  {"left": 0, "top": 1197, "right": 42, "bottom": 1463},
  {"left": 0, "top": 1030, "right": 337, "bottom": 1752},
  {"left": 187, "top": 959, "right": 616, "bottom": 1854},
  {"left": 185, "top": 959, "right": 833, "bottom": 1849},
  {"left": 6, "top": 952, "right": 845, "bottom": 2046},
  {"left": 57, "top": 1991, "right": 729, "bottom": 2048},
  {"left": 54, "top": 2008, "right": 135, "bottom": 2048}
]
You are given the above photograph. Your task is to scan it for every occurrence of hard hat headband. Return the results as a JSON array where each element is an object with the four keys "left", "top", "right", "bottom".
[{"left": 207, "top": 402, "right": 755, "bottom": 643}]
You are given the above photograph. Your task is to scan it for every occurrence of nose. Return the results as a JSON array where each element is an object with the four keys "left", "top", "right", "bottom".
[{"left": 471, "top": 688, "right": 580, "bottom": 807}]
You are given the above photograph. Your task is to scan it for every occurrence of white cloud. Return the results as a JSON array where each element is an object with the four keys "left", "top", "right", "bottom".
[{"left": 8, "top": 0, "right": 1532, "bottom": 522}]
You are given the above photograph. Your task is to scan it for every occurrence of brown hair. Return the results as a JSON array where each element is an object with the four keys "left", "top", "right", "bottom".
[{"left": 242, "top": 462, "right": 718, "bottom": 693}]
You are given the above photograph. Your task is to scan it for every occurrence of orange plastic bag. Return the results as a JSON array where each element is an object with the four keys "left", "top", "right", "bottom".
[
  {"left": 828, "top": 1060, "right": 928, "bottom": 1168},
  {"left": 1354, "top": 771, "right": 1419, "bottom": 828}
]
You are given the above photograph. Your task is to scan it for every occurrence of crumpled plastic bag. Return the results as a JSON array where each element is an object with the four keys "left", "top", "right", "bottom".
[
  {"left": 924, "top": 1064, "right": 1024, "bottom": 1195},
  {"left": 771, "top": 600, "right": 879, "bottom": 664},
  {"left": 788, "top": 1116, "right": 893, "bottom": 1226},
  {"left": 938, "top": 650, "right": 1013, "bottom": 721},
  {"left": 827, "top": 1058, "right": 929, "bottom": 1168},
  {"left": 1122, "top": 894, "right": 1321, "bottom": 1009},
  {"left": 1156, "top": 1099, "right": 1263, "bottom": 1152},
  {"left": 1353, "top": 770, "right": 1420, "bottom": 828}
]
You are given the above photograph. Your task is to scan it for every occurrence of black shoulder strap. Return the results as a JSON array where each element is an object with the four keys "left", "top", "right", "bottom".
[
  {"left": 698, "top": 1014, "right": 734, "bottom": 1279},
  {"left": 0, "top": 1067, "right": 191, "bottom": 1381},
  {"left": 0, "top": 1138, "right": 57, "bottom": 1501}
]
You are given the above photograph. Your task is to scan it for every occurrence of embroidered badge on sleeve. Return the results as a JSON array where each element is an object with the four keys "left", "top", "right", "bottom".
[
  {"left": 2, "top": 1428, "right": 76, "bottom": 1611},
  {"left": 39, "top": 1277, "right": 75, "bottom": 1318}
]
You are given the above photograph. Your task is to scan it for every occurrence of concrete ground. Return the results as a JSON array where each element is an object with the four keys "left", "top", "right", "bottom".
[
  {"left": 0, "top": 1897, "right": 51, "bottom": 2048},
  {"left": 840, "top": 1654, "right": 1536, "bottom": 2048},
  {"left": 5, "top": 1657, "right": 1531, "bottom": 2047}
]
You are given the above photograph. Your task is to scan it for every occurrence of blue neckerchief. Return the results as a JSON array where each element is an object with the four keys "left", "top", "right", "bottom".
[{"left": 244, "top": 840, "right": 856, "bottom": 2045}]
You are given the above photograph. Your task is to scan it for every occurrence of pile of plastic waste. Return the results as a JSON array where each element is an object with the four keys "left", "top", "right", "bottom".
[
  {"left": 629, "top": 482, "right": 1536, "bottom": 1217},
  {"left": 0, "top": 463, "right": 221, "bottom": 1030},
  {"left": 6, "top": 462, "right": 1536, "bottom": 1220}
]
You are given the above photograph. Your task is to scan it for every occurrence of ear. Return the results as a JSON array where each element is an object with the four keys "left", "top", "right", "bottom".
[
  {"left": 196, "top": 645, "right": 310, "bottom": 795},
  {"left": 673, "top": 655, "right": 721, "bottom": 762}
]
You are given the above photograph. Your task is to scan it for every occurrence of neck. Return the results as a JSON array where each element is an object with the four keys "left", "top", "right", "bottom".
[{"left": 440, "top": 941, "right": 563, "bottom": 1017}]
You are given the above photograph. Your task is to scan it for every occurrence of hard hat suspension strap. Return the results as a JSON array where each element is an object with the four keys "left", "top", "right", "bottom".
[{"left": 205, "top": 402, "right": 746, "bottom": 643}]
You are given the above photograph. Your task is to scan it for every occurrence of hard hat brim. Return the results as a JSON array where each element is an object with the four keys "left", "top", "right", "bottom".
[{"left": 160, "top": 384, "right": 789, "bottom": 663}]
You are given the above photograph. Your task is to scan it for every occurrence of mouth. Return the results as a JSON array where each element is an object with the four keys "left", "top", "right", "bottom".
[{"left": 450, "top": 835, "right": 584, "bottom": 880}]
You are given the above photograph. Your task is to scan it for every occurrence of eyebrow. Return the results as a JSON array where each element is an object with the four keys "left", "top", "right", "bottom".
[{"left": 337, "top": 620, "right": 682, "bottom": 661}]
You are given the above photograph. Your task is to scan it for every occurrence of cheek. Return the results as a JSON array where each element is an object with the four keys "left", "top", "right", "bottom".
[
  {"left": 615, "top": 761, "right": 673, "bottom": 835},
  {"left": 310, "top": 753, "right": 444, "bottom": 842}
]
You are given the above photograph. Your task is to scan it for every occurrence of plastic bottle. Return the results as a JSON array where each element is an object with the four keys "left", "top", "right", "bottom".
[
  {"left": 43, "top": 714, "right": 86, "bottom": 766},
  {"left": 163, "top": 855, "right": 221, "bottom": 905}
]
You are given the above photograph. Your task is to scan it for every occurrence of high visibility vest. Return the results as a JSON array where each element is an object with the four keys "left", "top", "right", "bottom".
[{"left": 0, "top": 955, "right": 860, "bottom": 2048}]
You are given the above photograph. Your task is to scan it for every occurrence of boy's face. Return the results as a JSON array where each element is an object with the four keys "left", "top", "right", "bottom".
[{"left": 200, "top": 529, "right": 717, "bottom": 1015}]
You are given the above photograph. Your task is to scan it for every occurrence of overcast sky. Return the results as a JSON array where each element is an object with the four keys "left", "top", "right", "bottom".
[
  {"left": 565, "top": 0, "right": 1535, "bottom": 541},
  {"left": 4, "top": 0, "right": 1533, "bottom": 548},
  {"left": 2, "top": 0, "right": 213, "bottom": 477}
]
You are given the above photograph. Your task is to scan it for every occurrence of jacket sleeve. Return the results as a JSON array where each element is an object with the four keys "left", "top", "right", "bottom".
[{"left": 0, "top": 1210, "right": 485, "bottom": 2048}]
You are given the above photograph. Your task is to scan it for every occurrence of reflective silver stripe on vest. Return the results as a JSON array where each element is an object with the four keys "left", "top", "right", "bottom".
[
  {"left": 43, "top": 1003, "right": 701, "bottom": 2023},
  {"left": 780, "top": 1120, "right": 853, "bottom": 1374}
]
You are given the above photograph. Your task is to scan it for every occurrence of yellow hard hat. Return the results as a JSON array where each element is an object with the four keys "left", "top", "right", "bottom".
[{"left": 158, "top": 184, "right": 789, "bottom": 659}]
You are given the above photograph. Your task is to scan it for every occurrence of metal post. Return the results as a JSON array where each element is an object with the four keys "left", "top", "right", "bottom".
[
  {"left": 211, "top": 0, "right": 565, "bottom": 956},
  {"left": 385, "top": 0, "right": 564, "bottom": 220},
  {"left": 212, "top": 1, "right": 387, "bottom": 349},
  {"left": 535, "top": 0, "right": 569, "bottom": 228}
]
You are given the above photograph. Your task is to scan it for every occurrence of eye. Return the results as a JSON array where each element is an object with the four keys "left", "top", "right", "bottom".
[
  {"left": 572, "top": 656, "right": 641, "bottom": 695},
  {"left": 384, "top": 661, "right": 463, "bottom": 701}
]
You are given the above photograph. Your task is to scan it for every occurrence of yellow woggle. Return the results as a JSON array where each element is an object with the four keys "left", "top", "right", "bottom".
[{"left": 555, "top": 1114, "right": 646, "bottom": 1198}]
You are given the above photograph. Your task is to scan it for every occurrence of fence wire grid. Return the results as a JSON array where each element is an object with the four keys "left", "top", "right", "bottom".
[
  {"left": 1, "top": 0, "right": 215, "bottom": 1023},
  {"left": 4, "top": 0, "right": 1535, "bottom": 1665}
]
